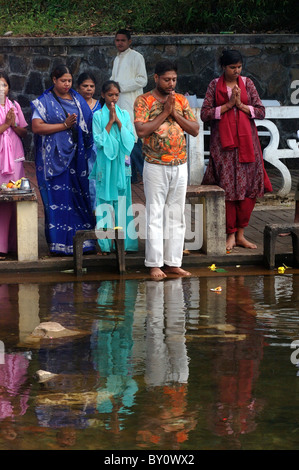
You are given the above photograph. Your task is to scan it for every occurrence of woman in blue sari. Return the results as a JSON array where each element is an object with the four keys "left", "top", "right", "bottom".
[
  {"left": 90, "top": 80, "right": 138, "bottom": 253},
  {"left": 31, "top": 64, "right": 95, "bottom": 255}
]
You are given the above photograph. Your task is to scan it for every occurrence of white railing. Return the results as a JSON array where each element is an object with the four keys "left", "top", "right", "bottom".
[{"left": 187, "top": 99, "right": 299, "bottom": 197}]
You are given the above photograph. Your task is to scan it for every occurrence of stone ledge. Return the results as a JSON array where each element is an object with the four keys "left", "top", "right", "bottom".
[{"left": 1, "top": 33, "right": 299, "bottom": 47}]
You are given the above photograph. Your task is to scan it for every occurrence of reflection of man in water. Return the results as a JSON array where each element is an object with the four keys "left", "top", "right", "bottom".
[
  {"left": 144, "top": 279, "right": 189, "bottom": 386},
  {"left": 137, "top": 279, "right": 198, "bottom": 449}
]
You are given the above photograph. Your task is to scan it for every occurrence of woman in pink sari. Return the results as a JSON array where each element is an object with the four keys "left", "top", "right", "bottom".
[{"left": 0, "top": 71, "right": 27, "bottom": 258}]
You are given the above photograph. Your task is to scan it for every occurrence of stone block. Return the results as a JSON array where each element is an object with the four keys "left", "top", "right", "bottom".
[
  {"left": 186, "top": 185, "right": 226, "bottom": 256},
  {"left": 264, "top": 223, "right": 299, "bottom": 269},
  {"left": 16, "top": 200, "right": 38, "bottom": 261}
]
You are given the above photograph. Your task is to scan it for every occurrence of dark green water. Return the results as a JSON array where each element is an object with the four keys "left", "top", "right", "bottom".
[{"left": 0, "top": 273, "right": 298, "bottom": 450}]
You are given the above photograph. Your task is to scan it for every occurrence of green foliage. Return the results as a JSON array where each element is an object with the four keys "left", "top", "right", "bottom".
[{"left": 0, "top": 0, "right": 297, "bottom": 36}]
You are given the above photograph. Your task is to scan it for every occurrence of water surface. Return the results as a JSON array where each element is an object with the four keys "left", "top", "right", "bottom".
[{"left": 0, "top": 271, "right": 298, "bottom": 450}]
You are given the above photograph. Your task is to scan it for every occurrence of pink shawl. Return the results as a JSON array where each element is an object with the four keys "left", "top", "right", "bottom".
[{"left": 0, "top": 98, "right": 20, "bottom": 175}]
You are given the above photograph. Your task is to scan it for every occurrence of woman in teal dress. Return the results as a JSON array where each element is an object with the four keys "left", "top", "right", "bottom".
[{"left": 90, "top": 80, "right": 138, "bottom": 253}]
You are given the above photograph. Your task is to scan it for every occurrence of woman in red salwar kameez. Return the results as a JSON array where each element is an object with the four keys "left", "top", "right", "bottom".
[{"left": 201, "top": 50, "right": 272, "bottom": 251}]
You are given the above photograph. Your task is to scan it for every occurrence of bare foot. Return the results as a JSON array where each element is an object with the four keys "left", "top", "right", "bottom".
[
  {"left": 236, "top": 236, "right": 257, "bottom": 249},
  {"left": 97, "top": 251, "right": 110, "bottom": 256},
  {"left": 163, "top": 266, "right": 191, "bottom": 277},
  {"left": 226, "top": 233, "right": 236, "bottom": 251},
  {"left": 150, "top": 267, "right": 167, "bottom": 279}
]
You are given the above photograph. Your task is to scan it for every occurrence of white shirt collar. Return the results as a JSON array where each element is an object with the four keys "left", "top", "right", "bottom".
[{"left": 117, "top": 48, "right": 132, "bottom": 57}]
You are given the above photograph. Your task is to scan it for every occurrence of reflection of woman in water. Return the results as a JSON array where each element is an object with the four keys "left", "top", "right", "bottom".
[
  {"left": 91, "top": 280, "right": 139, "bottom": 433},
  {"left": 0, "top": 353, "right": 31, "bottom": 442},
  {"left": 0, "top": 284, "right": 31, "bottom": 442},
  {"left": 207, "top": 276, "right": 264, "bottom": 447}
]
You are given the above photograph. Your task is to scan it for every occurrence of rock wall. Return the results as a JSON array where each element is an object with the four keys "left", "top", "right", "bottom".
[{"left": 0, "top": 34, "right": 298, "bottom": 160}]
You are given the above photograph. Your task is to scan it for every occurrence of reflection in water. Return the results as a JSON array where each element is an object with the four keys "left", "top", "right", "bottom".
[
  {"left": 137, "top": 279, "right": 198, "bottom": 450},
  {"left": 0, "top": 284, "right": 19, "bottom": 341},
  {"left": 0, "top": 273, "right": 299, "bottom": 449},
  {"left": 207, "top": 277, "right": 265, "bottom": 449},
  {"left": 0, "top": 353, "right": 31, "bottom": 442},
  {"left": 0, "top": 284, "right": 31, "bottom": 443},
  {"left": 91, "top": 280, "right": 139, "bottom": 433},
  {"left": 34, "top": 282, "right": 99, "bottom": 447},
  {"left": 144, "top": 279, "right": 189, "bottom": 386}
]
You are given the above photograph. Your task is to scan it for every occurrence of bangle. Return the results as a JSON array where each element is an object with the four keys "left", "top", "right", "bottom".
[{"left": 64, "top": 121, "right": 68, "bottom": 128}]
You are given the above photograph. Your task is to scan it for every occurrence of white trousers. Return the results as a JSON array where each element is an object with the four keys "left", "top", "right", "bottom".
[{"left": 143, "top": 161, "right": 188, "bottom": 268}]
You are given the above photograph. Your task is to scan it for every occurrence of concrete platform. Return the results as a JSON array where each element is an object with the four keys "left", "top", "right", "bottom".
[{"left": 0, "top": 162, "right": 298, "bottom": 274}]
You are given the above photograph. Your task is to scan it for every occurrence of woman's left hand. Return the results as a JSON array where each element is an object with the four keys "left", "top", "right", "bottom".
[
  {"left": 5, "top": 108, "right": 15, "bottom": 127},
  {"left": 65, "top": 113, "right": 77, "bottom": 128},
  {"left": 233, "top": 85, "right": 242, "bottom": 107}
]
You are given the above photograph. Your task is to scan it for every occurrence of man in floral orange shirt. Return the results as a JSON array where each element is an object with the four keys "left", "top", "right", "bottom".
[{"left": 134, "top": 60, "right": 199, "bottom": 279}]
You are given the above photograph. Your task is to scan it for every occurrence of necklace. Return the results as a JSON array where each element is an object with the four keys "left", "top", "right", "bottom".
[{"left": 151, "top": 91, "right": 167, "bottom": 104}]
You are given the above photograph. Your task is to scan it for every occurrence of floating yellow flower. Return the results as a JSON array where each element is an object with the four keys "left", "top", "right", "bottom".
[
  {"left": 208, "top": 264, "right": 217, "bottom": 271},
  {"left": 278, "top": 266, "right": 285, "bottom": 274},
  {"left": 210, "top": 286, "right": 222, "bottom": 292}
]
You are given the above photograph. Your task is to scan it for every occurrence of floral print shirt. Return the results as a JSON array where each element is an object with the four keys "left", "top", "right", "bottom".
[{"left": 134, "top": 91, "right": 196, "bottom": 165}]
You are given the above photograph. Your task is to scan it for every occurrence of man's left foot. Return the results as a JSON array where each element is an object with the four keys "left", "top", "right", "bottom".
[{"left": 163, "top": 266, "right": 191, "bottom": 277}]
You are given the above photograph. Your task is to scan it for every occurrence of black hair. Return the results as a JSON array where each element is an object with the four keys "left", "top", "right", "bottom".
[
  {"left": 50, "top": 64, "right": 72, "bottom": 80},
  {"left": 219, "top": 50, "right": 243, "bottom": 67},
  {"left": 115, "top": 29, "right": 131, "bottom": 40},
  {"left": 0, "top": 70, "right": 10, "bottom": 90},
  {"left": 100, "top": 80, "right": 121, "bottom": 106},
  {"left": 155, "top": 60, "right": 178, "bottom": 76},
  {"left": 77, "top": 72, "right": 97, "bottom": 87}
]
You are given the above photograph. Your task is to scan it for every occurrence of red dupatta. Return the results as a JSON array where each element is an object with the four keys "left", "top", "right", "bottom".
[{"left": 216, "top": 74, "right": 255, "bottom": 163}]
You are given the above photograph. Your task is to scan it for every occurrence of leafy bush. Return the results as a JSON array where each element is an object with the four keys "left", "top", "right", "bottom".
[{"left": 0, "top": 0, "right": 298, "bottom": 36}]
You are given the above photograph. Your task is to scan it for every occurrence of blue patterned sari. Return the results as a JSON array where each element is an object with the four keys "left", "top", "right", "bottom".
[{"left": 31, "top": 87, "right": 95, "bottom": 254}]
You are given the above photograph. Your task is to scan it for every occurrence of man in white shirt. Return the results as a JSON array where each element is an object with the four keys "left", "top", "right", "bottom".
[{"left": 110, "top": 29, "right": 148, "bottom": 183}]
